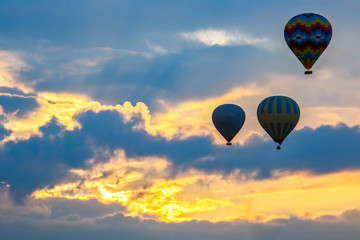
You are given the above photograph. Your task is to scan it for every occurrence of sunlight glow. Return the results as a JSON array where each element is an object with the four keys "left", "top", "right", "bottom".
[
  {"left": 32, "top": 150, "right": 360, "bottom": 223},
  {"left": 100, "top": 187, "right": 128, "bottom": 202}
]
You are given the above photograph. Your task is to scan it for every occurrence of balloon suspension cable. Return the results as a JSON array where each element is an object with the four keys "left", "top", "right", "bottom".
[
  {"left": 305, "top": 70, "right": 313, "bottom": 75},
  {"left": 277, "top": 145, "right": 281, "bottom": 150},
  {"left": 226, "top": 142, "right": 232, "bottom": 146}
]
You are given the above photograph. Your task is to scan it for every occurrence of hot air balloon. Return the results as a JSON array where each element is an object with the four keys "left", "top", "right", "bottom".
[
  {"left": 257, "top": 96, "right": 300, "bottom": 150},
  {"left": 284, "top": 13, "right": 332, "bottom": 74},
  {"left": 212, "top": 104, "right": 246, "bottom": 145}
]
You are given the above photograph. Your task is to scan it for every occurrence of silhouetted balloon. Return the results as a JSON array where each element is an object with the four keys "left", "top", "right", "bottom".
[
  {"left": 212, "top": 104, "right": 246, "bottom": 145},
  {"left": 284, "top": 13, "right": 332, "bottom": 74},
  {"left": 257, "top": 96, "right": 300, "bottom": 149}
]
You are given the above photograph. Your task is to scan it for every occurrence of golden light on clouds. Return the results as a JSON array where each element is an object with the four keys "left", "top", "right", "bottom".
[
  {"left": 0, "top": 50, "right": 153, "bottom": 143},
  {"left": 143, "top": 67, "right": 360, "bottom": 145},
  {"left": 299, "top": 107, "right": 360, "bottom": 129},
  {"left": 1, "top": 91, "right": 151, "bottom": 143},
  {"left": 2, "top": 49, "right": 360, "bottom": 145},
  {"left": 1, "top": 49, "right": 360, "bottom": 225},
  {"left": 32, "top": 150, "right": 360, "bottom": 223},
  {"left": 2, "top": 80, "right": 360, "bottom": 145},
  {"left": 144, "top": 84, "right": 270, "bottom": 144}
]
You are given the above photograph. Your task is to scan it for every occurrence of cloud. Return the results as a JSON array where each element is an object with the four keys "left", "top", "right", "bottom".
[
  {"left": 3, "top": 68, "right": 360, "bottom": 148},
  {"left": 31, "top": 146, "right": 360, "bottom": 223},
  {"left": 0, "top": 184, "right": 51, "bottom": 218},
  {"left": 2, "top": 44, "right": 358, "bottom": 148},
  {"left": 5, "top": 70, "right": 358, "bottom": 148},
  {"left": 0, "top": 93, "right": 39, "bottom": 117},
  {"left": 145, "top": 85, "right": 269, "bottom": 144},
  {"left": 145, "top": 41, "right": 170, "bottom": 55},
  {"left": 3, "top": 102, "right": 360, "bottom": 239},
  {"left": 3, "top": 105, "right": 360, "bottom": 207},
  {"left": 0, "top": 91, "right": 150, "bottom": 143},
  {"left": 181, "top": 29, "right": 271, "bottom": 48},
  {"left": 0, "top": 0, "right": 360, "bottom": 239},
  {"left": 0, "top": 114, "right": 10, "bottom": 141},
  {"left": 3, "top": 181, "right": 360, "bottom": 240},
  {"left": 0, "top": 50, "right": 32, "bottom": 92}
]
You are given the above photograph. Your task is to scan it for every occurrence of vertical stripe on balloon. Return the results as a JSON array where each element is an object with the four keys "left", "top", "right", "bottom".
[{"left": 257, "top": 96, "right": 300, "bottom": 147}]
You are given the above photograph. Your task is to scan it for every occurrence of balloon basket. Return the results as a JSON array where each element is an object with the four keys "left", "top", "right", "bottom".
[
  {"left": 277, "top": 145, "right": 281, "bottom": 150},
  {"left": 226, "top": 143, "right": 232, "bottom": 146},
  {"left": 305, "top": 70, "right": 312, "bottom": 75}
]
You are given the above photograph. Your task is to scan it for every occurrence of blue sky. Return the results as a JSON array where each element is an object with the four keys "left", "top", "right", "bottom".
[{"left": 1, "top": 0, "right": 360, "bottom": 239}]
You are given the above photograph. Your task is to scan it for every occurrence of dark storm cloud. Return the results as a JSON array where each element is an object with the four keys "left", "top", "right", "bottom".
[
  {"left": 0, "top": 116, "right": 11, "bottom": 141},
  {"left": 0, "top": 87, "right": 33, "bottom": 96},
  {"left": 75, "top": 110, "right": 360, "bottom": 177},
  {"left": 0, "top": 117, "right": 93, "bottom": 201},
  {"left": 2, "top": 107, "right": 360, "bottom": 202},
  {"left": 0, "top": 94, "right": 39, "bottom": 117},
  {"left": 192, "top": 124, "right": 360, "bottom": 177}
]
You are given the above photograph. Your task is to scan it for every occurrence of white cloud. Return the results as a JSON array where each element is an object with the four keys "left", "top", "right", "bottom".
[
  {"left": 181, "top": 29, "right": 270, "bottom": 48},
  {"left": 145, "top": 41, "right": 170, "bottom": 55}
]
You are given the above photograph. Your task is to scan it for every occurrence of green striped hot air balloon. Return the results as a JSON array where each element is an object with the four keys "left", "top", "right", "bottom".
[{"left": 257, "top": 96, "right": 300, "bottom": 150}]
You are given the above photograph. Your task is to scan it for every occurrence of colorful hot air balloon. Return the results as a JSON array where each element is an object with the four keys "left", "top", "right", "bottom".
[
  {"left": 257, "top": 96, "right": 300, "bottom": 150},
  {"left": 212, "top": 104, "right": 246, "bottom": 145},
  {"left": 284, "top": 13, "right": 332, "bottom": 74}
]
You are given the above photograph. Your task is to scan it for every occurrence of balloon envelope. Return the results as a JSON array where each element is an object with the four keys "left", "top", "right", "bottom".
[
  {"left": 284, "top": 13, "right": 332, "bottom": 72},
  {"left": 257, "top": 96, "right": 300, "bottom": 147},
  {"left": 212, "top": 104, "right": 246, "bottom": 144}
]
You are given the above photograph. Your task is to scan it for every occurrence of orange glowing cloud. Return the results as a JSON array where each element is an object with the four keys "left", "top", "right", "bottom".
[{"left": 31, "top": 150, "right": 360, "bottom": 223}]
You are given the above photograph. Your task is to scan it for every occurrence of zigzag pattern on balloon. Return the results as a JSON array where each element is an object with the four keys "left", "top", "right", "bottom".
[
  {"left": 295, "top": 56, "right": 320, "bottom": 69},
  {"left": 285, "top": 24, "right": 332, "bottom": 34},
  {"left": 285, "top": 19, "right": 332, "bottom": 33},
  {"left": 285, "top": 30, "right": 332, "bottom": 46},
  {"left": 293, "top": 44, "right": 326, "bottom": 69},
  {"left": 291, "top": 43, "right": 327, "bottom": 53},
  {"left": 284, "top": 13, "right": 332, "bottom": 70},
  {"left": 285, "top": 13, "right": 331, "bottom": 25}
]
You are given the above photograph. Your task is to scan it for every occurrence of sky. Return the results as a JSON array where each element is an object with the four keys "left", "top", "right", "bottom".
[{"left": 1, "top": 0, "right": 360, "bottom": 239}]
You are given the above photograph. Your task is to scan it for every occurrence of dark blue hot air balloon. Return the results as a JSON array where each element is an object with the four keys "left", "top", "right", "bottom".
[{"left": 212, "top": 104, "right": 246, "bottom": 145}]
